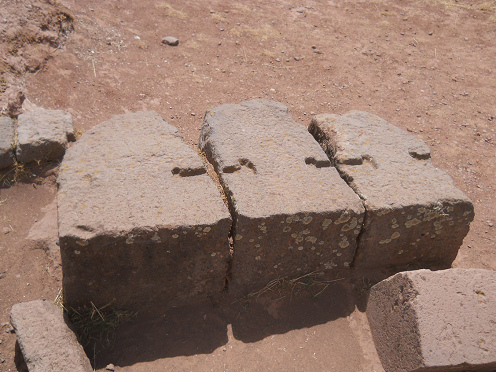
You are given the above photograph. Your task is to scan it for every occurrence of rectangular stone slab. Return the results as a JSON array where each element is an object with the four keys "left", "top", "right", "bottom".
[
  {"left": 58, "top": 111, "right": 231, "bottom": 310},
  {"left": 199, "top": 100, "right": 364, "bottom": 295},
  {"left": 17, "top": 109, "right": 74, "bottom": 163},
  {"left": 310, "top": 111, "right": 474, "bottom": 271},
  {"left": 10, "top": 300, "right": 92, "bottom": 372},
  {"left": 367, "top": 269, "right": 496, "bottom": 372},
  {"left": 0, "top": 116, "right": 15, "bottom": 168}
]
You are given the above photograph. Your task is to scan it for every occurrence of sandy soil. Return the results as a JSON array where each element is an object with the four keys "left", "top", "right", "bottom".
[{"left": 0, "top": 0, "right": 495, "bottom": 371}]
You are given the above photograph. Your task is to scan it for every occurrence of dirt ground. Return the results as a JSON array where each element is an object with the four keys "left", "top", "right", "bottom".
[{"left": 0, "top": 0, "right": 495, "bottom": 371}]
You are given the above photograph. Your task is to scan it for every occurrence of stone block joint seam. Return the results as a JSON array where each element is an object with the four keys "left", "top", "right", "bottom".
[{"left": 199, "top": 99, "right": 365, "bottom": 296}]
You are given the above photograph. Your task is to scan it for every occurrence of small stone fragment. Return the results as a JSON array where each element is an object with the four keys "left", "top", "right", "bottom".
[
  {"left": 106, "top": 363, "right": 115, "bottom": 371},
  {"left": 162, "top": 36, "right": 179, "bottom": 46},
  {"left": 2, "top": 227, "right": 10, "bottom": 234}
]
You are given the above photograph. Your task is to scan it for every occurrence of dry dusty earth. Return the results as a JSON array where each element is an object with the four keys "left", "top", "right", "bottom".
[{"left": 0, "top": 0, "right": 495, "bottom": 371}]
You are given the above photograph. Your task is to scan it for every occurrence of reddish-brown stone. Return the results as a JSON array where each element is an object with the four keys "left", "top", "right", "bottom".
[
  {"left": 10, "top": 300, "right": 92, "bottom": 372},
  {"left": 367, "top": 269, "right": 496, "bottom": 372},
  {"left": 200, "top": 100, "right": 364, "bottom": 295},
  {"left": 310, "top": 111, "right": 474, "bottom": 271},
  {"left": 58, "top": 111, "right": 231, "bottom": 310}
]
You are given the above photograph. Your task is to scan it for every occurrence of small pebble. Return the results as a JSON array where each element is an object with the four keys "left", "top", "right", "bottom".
[
  {"left": 2, "top": 227, "right": 10, "bottom": 234},
  {"left": 488, "top": 221, "right": 494, "bottom": 227},
  {"left": 162, "top": 36, "right": 179, "bottom": 46},
  {"left": 106, "top": 363, "right": 115, "bottom": 371}
]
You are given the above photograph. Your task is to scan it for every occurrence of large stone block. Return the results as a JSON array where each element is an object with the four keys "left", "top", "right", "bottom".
[
  {"left": 0, "top": 116, "right": 15, "bottom": 168},
  {"left": 10, "top": 300, "right": 92, "bottom": 372},
  {"left": 58, "top": 111, "right": 231, "bottom": 310},
  {"left": 199, "top": 100, "right": 364, "bottom": 295},
  {"left": 16, "top": 108, "right": 74, "bottom": 163},
  {"left": 367, "top": 269, "right": 496, "bottom": 372},
  {"left": 310, "top": 111, "right": 474, "bottom": 271}
]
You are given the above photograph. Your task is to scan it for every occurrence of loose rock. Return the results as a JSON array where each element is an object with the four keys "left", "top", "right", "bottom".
[
  {"left": 162, "top": 36, "right": 179, "bottom": 46},
  {"left": 16, "top": 109, "right": 75, "bottom": 164},
  {"left": 10, "top": 300, "right": 92, "bottom": 372}
]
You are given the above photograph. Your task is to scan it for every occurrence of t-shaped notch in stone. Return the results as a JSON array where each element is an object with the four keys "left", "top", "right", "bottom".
[
  {"left": 199, "top": 100, "right": 364, "bottom": 296},
  {"left": 58, "top": 111, "right": 231, "bottom": 310},
  {"left": 310, "top": 110, "right": 474, "bottom": 272}
]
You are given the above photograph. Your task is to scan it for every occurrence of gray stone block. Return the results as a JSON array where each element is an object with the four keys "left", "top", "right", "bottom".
[
  {"left": 310, "top": 111, "right": 474, "bottom": 271},
  {"left": 58, "top": 111, "right": 231, "bottom": 310},
  {"left": 199, "top": 100, "right": 364, "bottom": 295},
  {"left": 10, "top": 300, "right": 92, "bottom": 372},
  {"left": 16, "top": 109, "right": 74, "bottom": 163},
  {"left": 367, "top": 269, "right": 496, "bottom": 372},
  {"left": 0, "top": 116, "right": 15, "bottom": 168}
]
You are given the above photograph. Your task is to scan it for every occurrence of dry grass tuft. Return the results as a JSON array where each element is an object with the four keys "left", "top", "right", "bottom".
[
  {"left": 65, "top": 301, "right": 136, "bottom": 348},
  {"left": 155, "top": 2, "right": 188, "bottom": 19},
  {"left": 74, "top": 126, "right": 85, "bottom": 140},
  {"left": 248, "top": 271, "right": 344, "bottom": 299},
  {"left": 0, "top": 160, "right": 32, "bottom": 187}
]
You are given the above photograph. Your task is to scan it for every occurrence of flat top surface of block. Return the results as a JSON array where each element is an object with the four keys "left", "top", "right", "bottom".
[
  {"left": 200, "top": 99, "right": 363, "bottom": 218},
  {"left": 17, "top": 108, "right": 71, "bottom": 145},
  {"left": 311, "top": 111, "right": 471, "bottom": 209},
  {"left": 58, "top": 110, "right": 229, "bottom": 240},
  {"left": 10, "top": 300, "right": 92, "bottom": 372},
  {"left": 368, "top": 269, "right": 496, "bottom": 371}
]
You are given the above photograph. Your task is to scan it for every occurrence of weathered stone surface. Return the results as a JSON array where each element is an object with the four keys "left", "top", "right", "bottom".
[
  {"left": 10, "top": 300, "right": 92, "bottom": 372},
  {"left": 199, "top": 100, "right": 364, "bottom": 295},
  {"left": 58, "top": 111, "right": 231, "bottom": 310},
  {"left": 310, "top": 111, "right": 474, "bottom": 271},
  {"left": 367, "top": 269, "right": 496, "bottom": 372},
  {"left": 16, "top": 108, "right": 74, "bottom": 163},
  {"left": 0, "top": 116, "right": 15, "bottom": 168}
]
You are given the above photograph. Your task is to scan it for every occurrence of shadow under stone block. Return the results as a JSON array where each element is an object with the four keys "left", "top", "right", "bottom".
[
  {"left": 310, "top": 111, "right": 474, "bottom": 271},
  {"left": 199, "top": 100, "right": 364, "bottom": 296},
  {"left": 58, "top": 111, "right": 231, "bottom": 310}
]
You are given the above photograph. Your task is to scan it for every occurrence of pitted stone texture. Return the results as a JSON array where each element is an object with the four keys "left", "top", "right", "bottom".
[
  {"left": 58, "top": 111, "right": 231, "bottom": 310},
  {"left": 10, "top": 300, "right": 92, "bottom": 372},
  {"left": 310, "top": 111, "right": 474, "bottom": 271},
  {"left": 16, "top": 109, "right": 74, "bottom": 163},
  {"left": 367, "top": 269, "right": 496, "bottom": 372},
  {"left": 0, "top": 116, "right": 15, "bottom": 168},
  {"left": 199, "top": 100, "right": 364, "bottom": 295}
]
